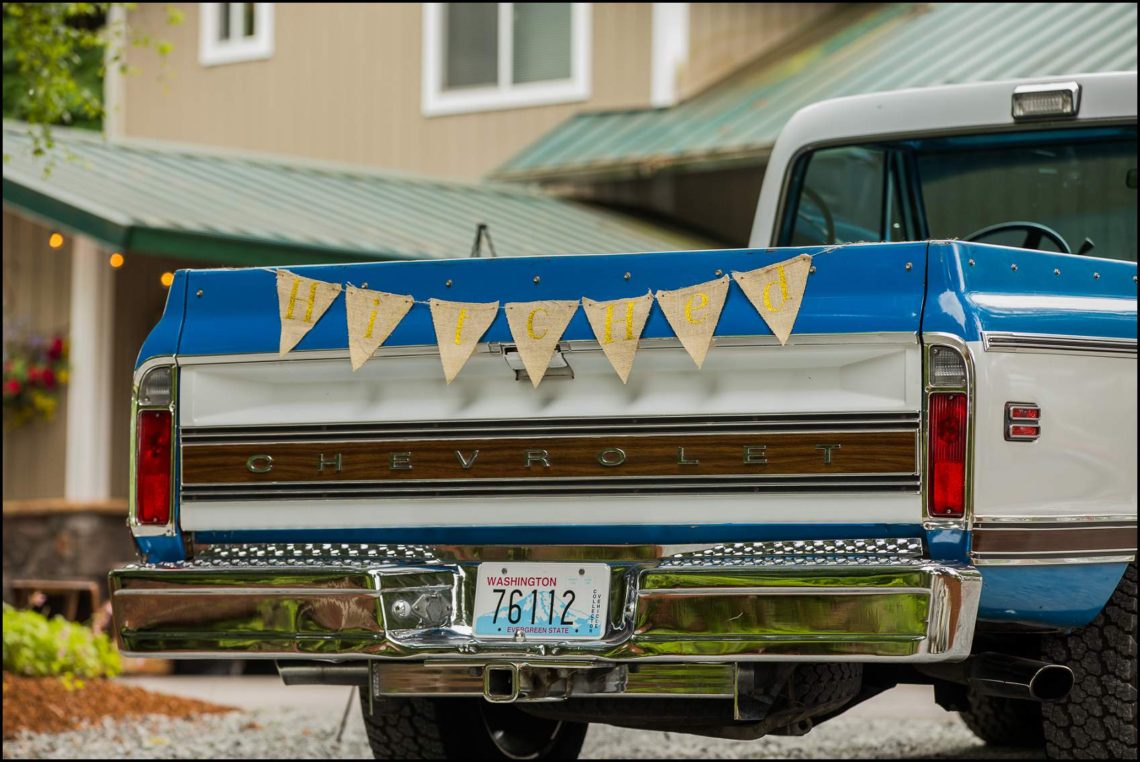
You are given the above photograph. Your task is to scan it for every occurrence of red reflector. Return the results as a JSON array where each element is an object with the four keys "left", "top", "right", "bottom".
[
  {"left": 1009, "top": 424, "right": 1039, "bottom": 438},
  {"left": 1008, "top": 407, "right": 1040, "bottom": 420},
  {"left": 929, "top": 393, "right": 967, "bottom": 518},
  {"left": 137, "top": 410, "right": 172, "bottom": 525}
]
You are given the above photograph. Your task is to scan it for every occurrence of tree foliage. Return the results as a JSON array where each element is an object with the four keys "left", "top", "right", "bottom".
[{"left": 2, "top": 3, "right": 181, "bottom": 159}]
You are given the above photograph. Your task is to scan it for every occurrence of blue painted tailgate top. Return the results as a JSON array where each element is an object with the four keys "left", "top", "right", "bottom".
[{"left": 146, "top": 242, "right": 930, "bottom": 364}]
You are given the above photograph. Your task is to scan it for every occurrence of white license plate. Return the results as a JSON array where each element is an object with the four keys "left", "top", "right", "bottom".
[{"left": 473, "top": 563, "right": 609, "bottom": 640}]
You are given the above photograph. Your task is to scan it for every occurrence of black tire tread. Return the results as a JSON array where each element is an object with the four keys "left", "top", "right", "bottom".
[
  {"left": 358, "top": 692, "right": 448, "bottom": 760},
  {"left": 1042, "top": 562, "right": 1137, "bottom": 759},
  {"left": 792, "top": 662, "right": 863, "bottom": 711},
  {"left": 959, "top": 687, "right": 1044, "bottom": 747},
  {"left": 358, "top": 691, "right": 588, "bottom": 760}
]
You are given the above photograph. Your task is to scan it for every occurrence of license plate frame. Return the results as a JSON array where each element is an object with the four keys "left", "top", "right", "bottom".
[{"left": 472, "top": 562, "right": 610, "bottom": 641}]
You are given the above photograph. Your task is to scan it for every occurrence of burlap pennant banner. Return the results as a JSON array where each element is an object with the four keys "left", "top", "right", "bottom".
[
  {"left": 345, "top": 285, "right": 415, "bottom": 371},
  {"left": 655, "top": 275, "right": 730, "bottom": 368},
  {"left": 272, "top": 252, "right": 820, "bottom": 378},
  {"left": 504, "top": 300, "right": 580, "bottom": 387},
  {"left": 277, "top": 270, "right": 343, "bottom": 356},
  {"left": 429, "top": 299, "right": 500, "bottom": 384},
  {"left": 581, "top": 292, "right": 654, "bottom": 384},
  {"left": 732, "top": 254, "right": 812, "bottom": 345}
]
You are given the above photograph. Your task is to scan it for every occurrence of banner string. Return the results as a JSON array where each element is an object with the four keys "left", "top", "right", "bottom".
[{"left": 299, "top": 245, "right": 847, "bottom": 314}]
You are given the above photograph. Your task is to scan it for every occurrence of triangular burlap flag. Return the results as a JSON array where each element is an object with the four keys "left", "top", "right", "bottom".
[
  {"left": 504, "top": 300, "right": 579, "bottom": 388},
  {"left": 277, "top": 270, "right": 343, "bottom": 356},
  {"left": 345, "top": 285, "right": 414, "bottom": 371},
  {"left": 655, "top": 275, "right": 729, "bottom": 368},
  {"left": 581, "top": 292, "right": 654, "bottom": 384},
  {"left": 429, "top": 299, "right": 499, "bottom": 384},
  {"left": 731, "top": 254, "right": 812, "bottom": 345}
]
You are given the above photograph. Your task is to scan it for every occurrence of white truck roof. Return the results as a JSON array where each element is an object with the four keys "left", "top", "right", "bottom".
[{"left": 749, "top": 71, "right": 1138, "bottom": 247}]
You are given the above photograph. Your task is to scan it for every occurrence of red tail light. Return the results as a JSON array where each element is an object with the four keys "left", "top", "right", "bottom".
[
  {"left": 929, "top": 392, "right": 967, "bottom": 518},
  {"left": 137, "top": 410, "right": 172, "bottom": 524}
]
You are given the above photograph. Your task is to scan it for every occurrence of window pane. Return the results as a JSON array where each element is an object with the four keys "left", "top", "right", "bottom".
[
  {"left": 218, "top": 3, "right": 232, "bottom": 41},
  {"left": 917, "top": 133, "right": 1137, "bottom": 261},
  {"left": 788, "top": 147, "right": 885, "bottom": 246},
  {"left": 243, "top": 3, "right": 256, "bottom": 38},
  {"left": 444, "top": 3, "right": 498, "bottom": 90},
  {"left": 512, "top": 3, "right": 572, "bottom": 84}
]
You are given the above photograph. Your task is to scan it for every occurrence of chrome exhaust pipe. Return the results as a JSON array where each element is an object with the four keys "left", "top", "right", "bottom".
[
  {"left": 970, "top": 653, "right": 1074, "bottom": 702},
  {"left": 277, "top": 662, "right": 369, "bottom": 686},
  {"left": 919, "top": 652, "right": 1074, "bottom": 702}
]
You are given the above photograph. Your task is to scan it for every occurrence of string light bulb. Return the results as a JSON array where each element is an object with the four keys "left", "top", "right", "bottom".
[
  {"left": 48, "top": 232, "right": 64, "bottom": 249},
  {"left": 109, "top": 252, "right": 125, "bottom": 269}
]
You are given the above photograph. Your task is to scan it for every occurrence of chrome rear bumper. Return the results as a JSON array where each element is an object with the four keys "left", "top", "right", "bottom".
[{"left": 108, "top": 539, "right": 981, "bottom": 663}]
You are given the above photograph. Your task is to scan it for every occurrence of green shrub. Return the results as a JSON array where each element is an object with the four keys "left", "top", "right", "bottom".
[{"left": 2, "top": 604, "right": 121, "bottom": 679}]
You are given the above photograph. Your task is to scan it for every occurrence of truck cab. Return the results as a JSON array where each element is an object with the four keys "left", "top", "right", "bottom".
[
  {"left": 751, "top": 72, "right": 1136, "bottom": 262},
  {"left": 109, "top": 73, "right": 1136, "bottom": 760}
]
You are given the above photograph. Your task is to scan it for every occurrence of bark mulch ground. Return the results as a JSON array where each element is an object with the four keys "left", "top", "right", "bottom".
[{"left": 2, "top": 673, "right": 234, "bottom": 738}]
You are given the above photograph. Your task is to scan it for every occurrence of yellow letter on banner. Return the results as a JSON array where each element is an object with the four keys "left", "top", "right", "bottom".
[
  {"left": 527, "top": 308, "right": 549, "bottom": 340},
  {"left": 732, "top": 254, "right": 813, "bottom": 346},
  {"left": 582, "top": 293, "right": 653, "bottom": 383},
  {"left": 762, "top": 266, "right": 789, "bottom": 313},
  {"left": 685, "top": 292, "right": 709, "bottom": 324},
  {"left": 453, "top": 309, "right": 469, "bottom": 345},
  {"left": 284, "top": 279, "right": 301, "bottom": 320},
  {"left": 277, "top": 270, "right": 342, "bottom": 356},
  {"left": 655, "top": 276, "right": 729, "bottom": 368},
  {"left": 505, "top": 300, "right": 579, "bottom": 387}
]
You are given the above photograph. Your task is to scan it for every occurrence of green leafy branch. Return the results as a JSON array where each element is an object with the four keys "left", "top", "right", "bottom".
[{"left": 2, "top": 2, "right": 182, "bottom": 164}]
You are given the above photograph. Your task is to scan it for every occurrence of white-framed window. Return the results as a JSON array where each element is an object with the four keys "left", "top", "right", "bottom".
[
  {"left": 422, "top": 3, "right": 591, "bottom": 117},
  {"left": 199, "top": 3, "right": 274, "bottom": 67}
]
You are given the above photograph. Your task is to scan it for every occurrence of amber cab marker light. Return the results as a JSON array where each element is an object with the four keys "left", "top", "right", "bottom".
[
  {"left": 109, "top": 252, "right": 125, "bottom": 269},
  {"left": 48, "top": 232, "right": 64, "bottom": 249},
  {"left": 160, "top": 272, "right": 175, "bottom": 288},
  {"left": 929, "top": 392, "right": 967, "bottom": 518},
  {"left": 136, "top": 410, "right": 172, "bottom": 524}
]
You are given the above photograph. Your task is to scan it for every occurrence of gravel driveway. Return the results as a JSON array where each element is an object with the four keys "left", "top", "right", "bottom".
[{"left": 3, "top": 678, "right": 1045, "bottom": 759}]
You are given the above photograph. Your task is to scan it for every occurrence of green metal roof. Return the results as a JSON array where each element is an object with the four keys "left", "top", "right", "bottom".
[
  {"left": 495, "top": 2, "right": 1139, "bottom": 183},
  {"left": 1, "top": 122, "right": 710, "bottom": 266}
]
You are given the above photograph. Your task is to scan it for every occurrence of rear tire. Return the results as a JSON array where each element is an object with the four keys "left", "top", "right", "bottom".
[
  {"left": 1042, "top": 562, "right": 1137, "bottom": 759},
  {"left": 358, "top": 690, "right": 588, "bottom": 760},
  {"left": 958, "top": 686, "right": 1044, "bottom": 747}
]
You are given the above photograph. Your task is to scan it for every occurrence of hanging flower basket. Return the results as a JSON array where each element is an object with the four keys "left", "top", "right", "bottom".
[{"left": 3, "top": 333, "right": 69, "bottom": 429}]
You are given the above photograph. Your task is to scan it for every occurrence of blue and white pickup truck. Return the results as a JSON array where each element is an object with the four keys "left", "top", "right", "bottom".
[{"left": 110, "top": 73, "right": 1136, "bottom": 759}]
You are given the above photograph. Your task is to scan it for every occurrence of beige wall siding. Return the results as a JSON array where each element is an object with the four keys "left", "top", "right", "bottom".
[
  {"left": 681, "top": 3, "right": 840, "bottom": 98},
  {"left": 2, "top": 209, "right": 72, "bottom": 500},
  {"left": 124, "top": 3, "right": 653, "bottom": 179}
]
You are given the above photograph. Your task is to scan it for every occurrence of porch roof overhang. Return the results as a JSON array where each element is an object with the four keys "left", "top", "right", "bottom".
[
  {"left": 1, "top": 122, "right": 710, "bottom": 267},
  {"left": 493, "top": 2, "right": 1139, "bottom": 185}
]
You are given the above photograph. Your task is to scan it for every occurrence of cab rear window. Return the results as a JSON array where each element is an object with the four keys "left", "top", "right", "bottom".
[{"left": 779, "top": 126, "right": 1137, "bottom": 262}]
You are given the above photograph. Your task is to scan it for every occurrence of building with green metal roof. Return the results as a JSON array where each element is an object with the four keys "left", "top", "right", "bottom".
[
  {"left": 494, "top": 2, "right": 1138, "bottom": 244},
  {"left": 2, "top": 122, "right": 709, "bottom": 268}
]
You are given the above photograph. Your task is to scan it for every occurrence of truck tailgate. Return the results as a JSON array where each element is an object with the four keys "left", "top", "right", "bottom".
[{"left": 171, "top": 242, "right": 929, "bottom": 543}]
